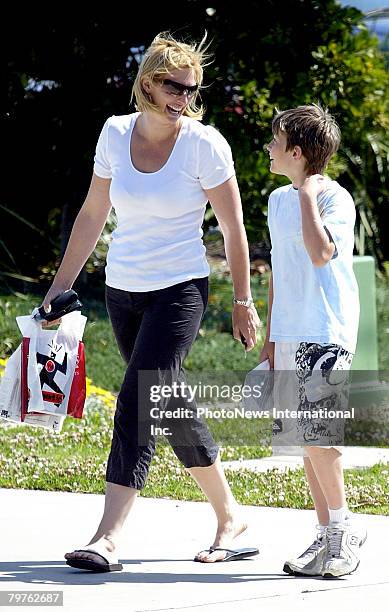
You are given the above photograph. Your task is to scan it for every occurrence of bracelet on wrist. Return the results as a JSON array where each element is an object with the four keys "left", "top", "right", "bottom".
[{"left": 233, "top": 296, "right": 254, "bottom": 308}]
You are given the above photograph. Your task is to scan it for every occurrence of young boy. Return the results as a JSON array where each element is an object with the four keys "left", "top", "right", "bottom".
[{"left": 259, "top": 104, "right": 367, "bottom": 578}]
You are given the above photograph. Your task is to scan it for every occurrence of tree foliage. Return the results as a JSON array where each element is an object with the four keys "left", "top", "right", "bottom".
[
  {"left": 2, "top": 1, "right": 388, "bottom": 293},
  {"left": 204, "top": 2, "right": 389, "bottom": 262}
]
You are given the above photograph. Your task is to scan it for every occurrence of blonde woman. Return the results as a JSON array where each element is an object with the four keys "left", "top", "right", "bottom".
[{"left": 42, "top": 32, "right": 260, "bottom": 571}]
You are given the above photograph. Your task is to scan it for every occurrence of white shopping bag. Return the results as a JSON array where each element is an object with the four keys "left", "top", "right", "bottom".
[
  {"left": 0, "top": 344, "right": 66, "bottom": 432},
  {"left": 242, "top": 359, "right": 274, "bottom": 414},
  {"left": 23, "top": 412, "right": 66, "bottom": 432},
  {"left": 272, "top": 362, "right": 302, "bottom": 454},
  {"left": 16, "top": 309, "right": 87, "bottom": 417},
  {"left": 0, "top": 344, "right": 22, "bottom": 422}
]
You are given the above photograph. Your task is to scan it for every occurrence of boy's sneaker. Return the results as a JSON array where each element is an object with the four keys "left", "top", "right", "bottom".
[
  {"left": 283, "top": 528, "right": 326, "bottom": 576},
  {"left": 322, "top": 518, "right": 367, "bottom": 578}
]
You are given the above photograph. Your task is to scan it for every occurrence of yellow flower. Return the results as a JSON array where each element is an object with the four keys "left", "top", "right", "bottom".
[
  {"left": 0, "top": 357, "right": 6, "bottom": 377},
  {"left": 86, "top": 377, "right": 116, "bottom": 410}
]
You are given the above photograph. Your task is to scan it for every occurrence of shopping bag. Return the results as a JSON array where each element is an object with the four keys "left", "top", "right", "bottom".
[
  {"left": 0, "top": 344, "right": 22, "bottom": 422},
  {"left": 0, "top": 343, "right": 66, "bottom": 432},
  {"left": 67, "top": 339, "right": 86, "bottom": 419},
  {"left": 242, "top": 359, "right": 274, "bottom": 414},
  {"left": 16, "top": 309, "right": 87, "bottom": 419}
]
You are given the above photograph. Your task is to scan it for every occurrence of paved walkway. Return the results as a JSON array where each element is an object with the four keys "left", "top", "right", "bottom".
[
  {"left": 1, "top": 488, "right": 388, "bottom": 611},
  {"left": 222, "top": 446, "right": 389, "bottom": 472}
]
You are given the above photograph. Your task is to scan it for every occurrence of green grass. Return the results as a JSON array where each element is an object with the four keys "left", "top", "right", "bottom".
[
  {"left": 1, "top": 271, "right": 389, "bottom": 513},
  {"left": 0, "top": 398, "right": 387, "bottom": 514}
]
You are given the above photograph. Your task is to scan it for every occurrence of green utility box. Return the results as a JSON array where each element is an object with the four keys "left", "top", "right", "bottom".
[
  {"left": 352, "top": 255, "right": 378, "bottom": 371},
  {"left": 349, "top": 257, "right": 388, "bottom": 446}
]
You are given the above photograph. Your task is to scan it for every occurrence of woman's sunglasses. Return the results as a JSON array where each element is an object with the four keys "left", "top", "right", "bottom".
[{"left": 160, "top": 78, "right": 199, "bottom": 99}]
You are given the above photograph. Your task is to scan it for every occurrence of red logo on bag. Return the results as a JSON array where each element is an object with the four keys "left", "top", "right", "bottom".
[
  {"left": 42, "top": 391, "right": 65, "bottom": 404},
  {"left": 45, "top": 360, "right": 55, "bottom": 373},
  {"left": 20, "top": 337, "right": 86, "bottom": 421}
]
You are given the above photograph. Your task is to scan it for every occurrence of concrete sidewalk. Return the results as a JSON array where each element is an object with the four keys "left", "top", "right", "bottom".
[
  {"left": 1, "top": 488, "right": 388, "bottom": 612},
  {"left": 222, "top": 446, "right": 389, "bottom": 472}
]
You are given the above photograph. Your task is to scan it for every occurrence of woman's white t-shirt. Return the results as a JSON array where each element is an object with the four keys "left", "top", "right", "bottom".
[
  {"left": 93, "top": 112, "right": 235, "bottom": 292},
  {"left": 268, "top": 181, "right": 360, "bottom": 353}
]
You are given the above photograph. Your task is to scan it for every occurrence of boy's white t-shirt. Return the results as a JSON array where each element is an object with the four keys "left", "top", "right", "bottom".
[
  {"left": 93, "top": 112, "right": 235, "bottom": 292},
  {"left": 268, "top": 181, "right": 359, "bottom": 353}
]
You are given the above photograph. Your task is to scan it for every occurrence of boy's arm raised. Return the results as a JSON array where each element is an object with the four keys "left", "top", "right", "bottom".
[{"left": 299, "top": 175, "right": 335, "bottom": 267}]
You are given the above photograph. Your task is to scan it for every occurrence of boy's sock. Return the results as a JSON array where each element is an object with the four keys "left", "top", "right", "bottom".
[
  {"left": 317, "top": 524, "right": 327, "bottom": 535},
  {"left": 328, "top": 505, "right": 350, "bottom": 524}
]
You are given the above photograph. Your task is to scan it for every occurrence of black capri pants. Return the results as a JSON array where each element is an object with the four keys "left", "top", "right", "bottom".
[{"left": 104, "top": 277, "right": 219, "bottom": 490}]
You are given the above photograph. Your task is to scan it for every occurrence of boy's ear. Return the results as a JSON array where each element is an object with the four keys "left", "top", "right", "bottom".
[{"left": 293, "top": 145, "right": 303, "bottom": 160}]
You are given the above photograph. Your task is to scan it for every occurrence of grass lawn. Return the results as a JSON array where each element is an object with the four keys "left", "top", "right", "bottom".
[
  {"left": 0, "top": 397, "right": 388, "bottom": 515},
  {"left": 1, "top": 271, "right": 388, "bottom": 514}
]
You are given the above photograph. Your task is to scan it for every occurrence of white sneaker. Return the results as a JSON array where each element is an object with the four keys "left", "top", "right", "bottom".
[
  {"left": 283, "top": 528, "right": 326, "bottom": 576},
  {"left": 322, "top": 518, "right": 367, "bottom": 578}
]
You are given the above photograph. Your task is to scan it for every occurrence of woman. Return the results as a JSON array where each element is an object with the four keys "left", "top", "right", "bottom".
[{"left": 41, "top": 31, "right": 260, "bottom": 571}]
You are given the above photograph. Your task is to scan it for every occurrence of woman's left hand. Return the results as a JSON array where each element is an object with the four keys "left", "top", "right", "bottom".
[{"left": 232, "top": 304, "right": 261, "bottom": 351}]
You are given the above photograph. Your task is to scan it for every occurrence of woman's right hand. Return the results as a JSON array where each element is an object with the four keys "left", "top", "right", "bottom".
[
  {"left": 258, "top": 338, "right": 275, "bottom": 369},
  {"left": 39, "top": 285, "right": 67, "bottom": 328}
]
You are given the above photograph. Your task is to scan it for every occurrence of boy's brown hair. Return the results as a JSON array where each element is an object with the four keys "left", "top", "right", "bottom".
[{"left": 272, "top": 104, "right": 341, "bottom": 174}]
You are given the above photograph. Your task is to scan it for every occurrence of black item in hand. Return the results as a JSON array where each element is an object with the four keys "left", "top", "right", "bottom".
[{"left": 36, "top": 290, "right": 83, "bottom": 322}]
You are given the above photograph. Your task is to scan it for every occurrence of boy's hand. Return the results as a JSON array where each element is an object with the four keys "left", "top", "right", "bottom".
[
  {"left": 232, "top": 304, "right": 260, "bottom": 351},
  {"left": 299, "top": 174, "right": 330, "bottom": 199},
  {"left": 258, "top": 339, "right": 275, "bottom": 369}
]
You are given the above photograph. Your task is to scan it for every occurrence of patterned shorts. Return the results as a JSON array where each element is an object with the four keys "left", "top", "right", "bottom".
[{"left": 272, "top": 342, "right": 353, "bottom": 456}]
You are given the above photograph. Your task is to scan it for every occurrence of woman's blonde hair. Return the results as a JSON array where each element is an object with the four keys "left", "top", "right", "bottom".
[{"left": 131, "top": 31, "right": 212, "bottom": 120}]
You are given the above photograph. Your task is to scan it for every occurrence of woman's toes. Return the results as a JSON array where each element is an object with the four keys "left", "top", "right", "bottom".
[
  {"left": 205, "top": 550, "right": 227, "bottom": 562},
  {"left": 195, "top": 549, "right": 226, "bottom": 563},
  {"left": 65, "top": 551, "right": 90, "bottom": 560},
  {"left": 195, "top": 550, "right": 211, "bottom": 562}
]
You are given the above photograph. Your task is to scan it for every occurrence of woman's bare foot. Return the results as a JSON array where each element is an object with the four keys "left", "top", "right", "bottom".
[
  {"left": 64, "top": 535, "right": 118, "bottom": 564},
  {"left": 194, "top": 513, "right": 248, "bottom": 562}
]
